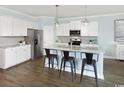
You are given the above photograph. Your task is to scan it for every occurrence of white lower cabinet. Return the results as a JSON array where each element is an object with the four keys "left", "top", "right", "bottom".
[
  {"left": 116, "top": 44, "right": 124, "bottom": 60},
  {"left": 0, "top": 45, "right": 31, "bottom": 69},
  {"left": 16, "top": 45, "right": 31, "bottom": 64},
  {"left": 4, "top": 47, "right": 17, "bottom": 68}
]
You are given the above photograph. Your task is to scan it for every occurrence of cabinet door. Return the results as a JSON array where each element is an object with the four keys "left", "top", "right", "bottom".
[
  {"left": 13, "top": 18, "right": 27, "bottom": 36},
  {"left": 26, "top": 21, "right": 38, "bottom": 29},
  {"left": 24, "top": 45, "right": 31, "bottom": 61},
  {"left": 56, "top": 23, "right": 70, "bottom": 36},
  {"left": 70, "top": 21, "right": 81, "bottom": 30},
  {"left": 4, "top": 48, "right": 17, "bottom": 68},
  {"left": 43, "top": 26, "right": 55, "bottom": 45},
  {"left": 0, "top": 16, "right": 13, "bottom": 36},
  {"left": 16, "top": 46, "right": 25, "bottom": 64},
  {"left": 81, "top": 22, "right": 98, "bottom": 36},
  {"left": 16, "top": 45, "right": 31, "bottom": 64}
]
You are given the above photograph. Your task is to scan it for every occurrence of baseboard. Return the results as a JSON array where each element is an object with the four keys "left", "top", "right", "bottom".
[{"left": 104, "top": 56, "right": 116, "bottom": 59}]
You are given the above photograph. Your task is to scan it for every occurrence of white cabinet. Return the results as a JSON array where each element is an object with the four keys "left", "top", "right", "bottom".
[
  {"left": 81, "top": 22, "right": 98, "bottom": 36},
  {"left": 0, "top": 15, "right": 38, "bottom": 36},
  {"left": 16, "top": 45, "right": 31, "bottom": 64},
  {"left": 0, "top": 16, "right": 13, "bottom": 36},
  {"left": 26, "top": 21, "right": 38, "bottom": 29},
  {"left": 56, "top": 23, "right": 70, "bottom": 36},
  {"left": 70, "top": 21, "right": 81, "bottom": 30},
  {"left": 4, "top": 47, "right": 17, "bottom": 68},
  {"left": 13, "top": 18, "right": 27, "bottom": 36},
  {"left": 0, "top": 45, "right": 31, "bottom": 69},
  {"left": 56, "top": 21, "right": 98, "bottom": 36},
  {"left": 116, "top": 44, "right": 124, "bottom": 60},
  {"left": 43, "top": 26, "right": 55, "bottom": 45}
]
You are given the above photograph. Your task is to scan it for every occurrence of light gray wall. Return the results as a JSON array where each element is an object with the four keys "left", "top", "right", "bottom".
[
  {"left": 37, "top": 15, "right": 124, "bottom": 58},
  {"left": 58, "top": 15, "right": 124, "bottom": 58}
]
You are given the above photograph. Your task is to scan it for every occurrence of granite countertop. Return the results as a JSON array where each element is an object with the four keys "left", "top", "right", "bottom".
[
  {"left": 0, "top": 44, "right": 30, "bottom": 49},
  {"left": 43, "top": 44, "right": 105, "bottom": 54}
]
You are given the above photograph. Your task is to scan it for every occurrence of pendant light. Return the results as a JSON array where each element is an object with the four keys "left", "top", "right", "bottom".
[
  {"left": 82, "top": 5, "right": 89, "bottom": 25},
  {"left": 55, "top": 5, "right": 59, "bottom": 27}
]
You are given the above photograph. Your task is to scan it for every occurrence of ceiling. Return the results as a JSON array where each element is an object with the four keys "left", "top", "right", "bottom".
[{"left": 1, "top": 5, "right": 124, "bottom": 17}]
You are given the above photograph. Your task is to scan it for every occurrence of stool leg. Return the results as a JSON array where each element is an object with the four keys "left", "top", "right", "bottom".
[
  {"left": 93, "top": 63, "right": 98, "bottom": 87},
  {"left": 73, "top": 59, "right": 76, "bottom": 76},
  {"left": 51, "top": 57, "right": 54, "bottom": 70},
  {"left": 56, "top": 56, "right": 59, "bottom": 70},
  {"left": 48, "top": 58, "right": 51, "bottom": 69},
  {"left": 80, "top": 61, "right": 85, "bottom": 83},
  {"left": 70, "top": 61, "right": 74, "bottom": 82},
  {"left": 59, "top": 58, "right": 64, "bottom": 78},
  {"left": 63, "top": 60, "right": 66, "bottom": 71},
  {"left": 42, "top": 56, "right": 46, "bottom": 71}
]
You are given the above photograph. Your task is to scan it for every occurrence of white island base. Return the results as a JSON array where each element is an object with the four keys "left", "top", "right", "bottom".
[{"left": 44, "top": 47, "right": 104, "bottom": 80}]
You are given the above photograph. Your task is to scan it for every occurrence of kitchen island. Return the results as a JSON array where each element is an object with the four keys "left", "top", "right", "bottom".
[{"left": 43, "top": 44, "right": 105, "bottom": 79}]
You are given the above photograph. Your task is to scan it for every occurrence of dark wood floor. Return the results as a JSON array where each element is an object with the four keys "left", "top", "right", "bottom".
[{"left": 0, "top": 57, "right": 124, "bottom": 87}]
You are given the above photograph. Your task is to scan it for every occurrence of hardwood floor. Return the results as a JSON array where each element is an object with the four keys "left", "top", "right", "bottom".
[{"left": 0, "top": 57, "right": 124, "bottom": 87}]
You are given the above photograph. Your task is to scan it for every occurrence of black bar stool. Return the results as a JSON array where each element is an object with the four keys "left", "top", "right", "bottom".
[
  {"left": 43, "top": 49, "right": 59, "bottom": 71},
  {"left": 80, "top": 53, "right": 99, "bottom": 87},
  {"left": 59, "top": 50, "right": 76, "bottom": 82}
]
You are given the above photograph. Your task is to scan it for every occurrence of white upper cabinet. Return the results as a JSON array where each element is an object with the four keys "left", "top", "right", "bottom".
[
  {"left": 26, "top": 21, "right": 38, "bottom": 29},
  {"left": 0, "top": 15, "right": 38, "bottom": 36},
  {"left": 70, "top": 21, "right": 82, "bottom": 30},
  {"left": 81, "top": 22, "right": 98, "bottom": 36},
  {"left": 43, "top": 26, "right": 55, "bottom": 45},
  {"left": 13, "top": 18, "right": 27, "bottom": 36},
  {"left": 0, "top": 16, "right": 13, "bottom": 36},
  {"left": 56, "top": 23, "right": 70, "bottom": 36},
  {"left": 56, "top": 20, "right": 98, "bottom": 36}
]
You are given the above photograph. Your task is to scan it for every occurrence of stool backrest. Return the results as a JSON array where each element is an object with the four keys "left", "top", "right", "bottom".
[
  {"left": 63, "top": 51, "right": 69, "bottom": 58},
  {"left": 85, "top": 53, "right": 93, "bottom": 64},
  {"left": 45, "top": 49, "right": 50, "bottom": 57}
]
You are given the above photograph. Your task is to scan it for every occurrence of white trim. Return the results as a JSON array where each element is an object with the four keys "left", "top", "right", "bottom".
[
  {"left": 104, "top": 56, "right": 116, "bottom": 59},
  {"left": 0, "top": 7, "right": 34, "bottom": 19},
  {"left": 35, "top": 12, "right": 124, "bottom": 19}
]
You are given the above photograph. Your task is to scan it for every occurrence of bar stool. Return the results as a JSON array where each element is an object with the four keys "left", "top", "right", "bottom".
[
  {"left": 59, "top": 50, "right": 76, "bottom": 82},
  {"left": 43, "top": 49, "right": 59, "bottom": 71},
  {"left": 80, "top": 53, "right": 98, "bottom": 87}
]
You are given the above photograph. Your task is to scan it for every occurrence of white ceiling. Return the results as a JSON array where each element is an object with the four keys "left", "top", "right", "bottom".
[{"left": 1, "top": 5, "right": 124, "bottom": 17}]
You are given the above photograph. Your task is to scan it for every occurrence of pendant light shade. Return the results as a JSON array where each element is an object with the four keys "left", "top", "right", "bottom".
[{"left": 82, "top": 5, "right": 89, "bottom": 25}]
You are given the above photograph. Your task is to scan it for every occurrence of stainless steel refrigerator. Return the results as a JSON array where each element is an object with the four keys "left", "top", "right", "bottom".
[{"left": 25, "top": 29, "right": 43, "bottom": 59}]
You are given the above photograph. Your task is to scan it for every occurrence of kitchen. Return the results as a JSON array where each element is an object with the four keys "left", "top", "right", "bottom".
[{"left": 0, "top": 5, "right": 123, "bottom": 87}]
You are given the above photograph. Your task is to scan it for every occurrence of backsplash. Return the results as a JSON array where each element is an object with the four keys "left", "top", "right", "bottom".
[
  {"left": 56, "top": 36, "right": 98, "bottom": 44},
  {"left": 0, "top": 37, "right": 24, "bottom": 47}
]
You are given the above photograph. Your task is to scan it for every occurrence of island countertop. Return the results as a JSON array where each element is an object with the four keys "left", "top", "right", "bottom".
[{"left": 43, "top": 44, "right": 105, "bottom": 54}]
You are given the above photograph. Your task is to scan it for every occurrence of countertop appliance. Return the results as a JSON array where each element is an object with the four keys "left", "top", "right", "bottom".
[
  {"left": 25, "top": 29, "right": 43, "bottom": 59},
  {"left": 70, "top": 30, "right": 81, "bottom": 36},
  {"left": 68, "top": 38, "right": 81, "bottom": 46}
]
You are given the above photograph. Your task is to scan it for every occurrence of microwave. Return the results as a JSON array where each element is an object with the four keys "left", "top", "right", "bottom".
[{"left": 70, "top": 30, "right": 81, "bottom": 36}]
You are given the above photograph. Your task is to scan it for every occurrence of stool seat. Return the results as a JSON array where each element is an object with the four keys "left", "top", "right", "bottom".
[
  {"left": 83, "top": 59, "right": 96, "bottom": 65},
  {"left": 63, "top": 56, "right": 75, "bottom": 61},
  {"left": 45, "top": 54, "right": 58, "bottom": 58}
]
